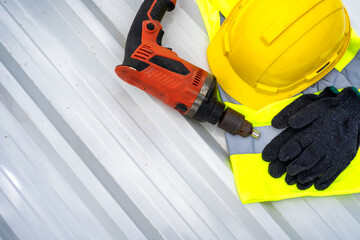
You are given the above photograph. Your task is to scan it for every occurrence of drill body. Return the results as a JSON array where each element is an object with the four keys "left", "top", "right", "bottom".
[{"left": 115, "top": 0, "right": 258, "bottom": 138}]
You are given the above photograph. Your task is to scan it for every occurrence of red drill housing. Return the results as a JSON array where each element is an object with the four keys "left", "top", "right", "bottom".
[{"left": 115, "top": 0, "right": 257, "bottom": 138}]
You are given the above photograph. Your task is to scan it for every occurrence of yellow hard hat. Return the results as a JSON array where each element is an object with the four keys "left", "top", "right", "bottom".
[{"left": 208, "top": 0, "right": 351, "bottom": 110}]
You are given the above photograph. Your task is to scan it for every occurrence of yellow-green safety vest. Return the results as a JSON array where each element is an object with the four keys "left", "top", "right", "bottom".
[{"left": 196, "top": 0, "right": 360, "bottom": 203}]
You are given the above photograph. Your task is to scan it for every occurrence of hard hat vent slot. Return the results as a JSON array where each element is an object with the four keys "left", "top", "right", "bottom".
[{"left": 317, "top": 62, "right": 330, "bottom": 73}]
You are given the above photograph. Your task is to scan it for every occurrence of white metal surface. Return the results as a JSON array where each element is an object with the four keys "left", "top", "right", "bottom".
[{"left": 0, "top": 0, "right": 360, "bottom": 239}]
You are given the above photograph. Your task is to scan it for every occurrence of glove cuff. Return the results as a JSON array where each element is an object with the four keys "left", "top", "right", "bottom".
[
  {"left": 338, "top": 87, "right": 360, "bottom": 118},
  {"left": 320, "top": 86, "right": 339, "bottom": 97}
]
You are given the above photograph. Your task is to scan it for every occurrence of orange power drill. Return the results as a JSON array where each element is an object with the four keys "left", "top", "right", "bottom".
[{"left": 115, "top": 0, "right": 259, "bottom": 138}]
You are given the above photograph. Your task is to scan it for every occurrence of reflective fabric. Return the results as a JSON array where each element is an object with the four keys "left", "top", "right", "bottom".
[{"left": 335, "top": 30, "right": 360, "bottom": 71}]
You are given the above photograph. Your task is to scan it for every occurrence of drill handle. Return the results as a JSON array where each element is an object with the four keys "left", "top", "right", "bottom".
[
  {"left": 122, "top": 0, "right": 176, "bottom": 70},
  {"left": 147, "top": 0, "right": 176, "bottom": 22}
]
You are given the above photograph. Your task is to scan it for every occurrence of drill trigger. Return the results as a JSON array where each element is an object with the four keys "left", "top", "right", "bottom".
[{"left": 156, "top": 29, "right": 164, "bottom": 46}]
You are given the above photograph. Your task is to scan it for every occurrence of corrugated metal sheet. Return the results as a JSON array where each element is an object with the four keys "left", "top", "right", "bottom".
[{"left": 1, "top": 0, "right": 360, "bottom": 239}]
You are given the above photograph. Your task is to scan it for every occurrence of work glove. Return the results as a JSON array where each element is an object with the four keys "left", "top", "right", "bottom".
[
  {"left": 262, "top": 87, "right": 339, "bottom": 190},
  {"left": 280, "top": 87, "right": 360, "bottom": 190},
  {"left": 264, "top": 87, "right": 360, "bottom": 190}
]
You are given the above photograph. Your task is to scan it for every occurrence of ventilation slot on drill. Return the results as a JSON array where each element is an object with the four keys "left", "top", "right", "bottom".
[
  {"left": 130, "top": 76, "right": 138, "bottom": 82},
  {"left": 134, "top": 45, "right": 153, "bottom": 60},
  {"left": 193, "top": 69, "right": 203, "bottom": 86},
  {"left": 134, "top": 54, "right": 147, "bottom": 60}
]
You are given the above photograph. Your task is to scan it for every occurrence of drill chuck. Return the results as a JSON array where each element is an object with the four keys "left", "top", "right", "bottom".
[
  {"left": 217, "top": 108, "right": 258, "bottom": 138},
  {"left": 190, "top": 74, "right": 259, "bottom": 138}
]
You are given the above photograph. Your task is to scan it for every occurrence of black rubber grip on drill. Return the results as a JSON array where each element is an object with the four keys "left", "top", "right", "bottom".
[{"left": 121, "top": 0, "right": 176, "bottom": 71}]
